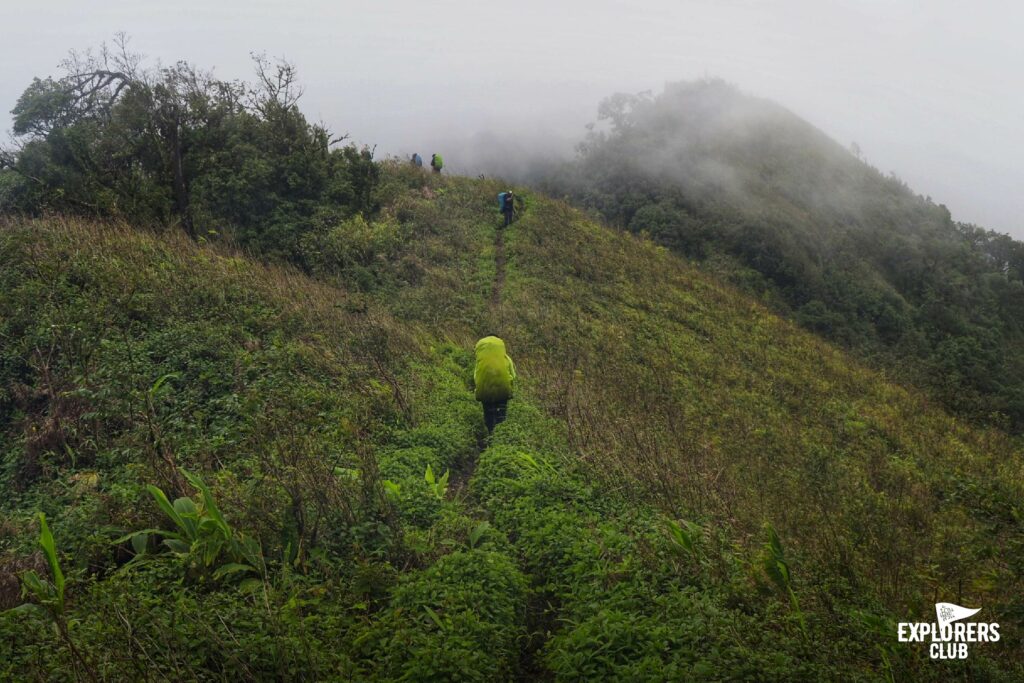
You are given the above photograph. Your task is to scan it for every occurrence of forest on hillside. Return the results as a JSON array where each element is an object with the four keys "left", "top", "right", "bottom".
[{"left": 541, "top": 81, "right": 1024, "bottom": 432}]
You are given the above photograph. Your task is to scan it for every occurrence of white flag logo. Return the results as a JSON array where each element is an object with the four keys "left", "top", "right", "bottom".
[{"left": 936, "top": 602, "right": 981, "bottom": 627}]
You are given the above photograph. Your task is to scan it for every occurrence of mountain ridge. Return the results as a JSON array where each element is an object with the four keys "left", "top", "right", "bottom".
[
  {"left": 1, "top": 165, "right": 1022, "bottom": 679},
  {"left": 539, "top": 79, "right": 1024, "bottom": 432}
]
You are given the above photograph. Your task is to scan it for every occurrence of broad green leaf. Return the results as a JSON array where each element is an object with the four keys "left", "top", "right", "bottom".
[
  {"left": 238, "top": 536, "right": 264, "bottom": 572},
  {"left": 333, "top": 467, "right": 360, "bottom": 480},
  {"left": 517, "top": 452, "right": 540, "bottom": 471},
  {"left": 767, "top": 525, "right": 784, "bottom": 559},
  {"left": 202, "top": 537, "right": 224, "bottom": 566},
  {"left": 173, "top": 497, "right": 198, "bottom": 516},
  {"left": 20, "top": 570, "right": 48, "bottom": 602},
  {"left": 149, "top": 372, "right": 180, "bottom": 397},
  {"left": 178, "top": 514, "right": 198, "bottom": 540},
  {"left": 163, "top": 538, "right": 191, "bottom": 554},
  {"left": 182, "top": 469, "right": 229, "bottom": 533},
  {"left": 423, "top": 605, "right": 444, "bottom": 630},
  {"left": 469, "top": 521, "right": 490, "bottom": 548},
  {"left": 147, "top": 485, "right": 185, "bottom": 531},
  {"left": 112, "top": 528, "right": 182, "bottom": 544},
  {"left": 36, "top": 513, "right": 64, "bottom": 601},
  {"left": 666, "top": 519, "right": 696, "bottom": 556},
  {"left": 213, "top": 563, "right": 255, "bottom": 579},
  {"left": 198, "top": 517, "right": 228, "bottom": 536},
  {"left": 10, "top": 602, "right": 48, "bottom": 619},
  {"left": 382, "top": 480, "right": 401, "bottom": 499},
  {"left": 130, "top": 532, "right": 148, "bottom": 556}
]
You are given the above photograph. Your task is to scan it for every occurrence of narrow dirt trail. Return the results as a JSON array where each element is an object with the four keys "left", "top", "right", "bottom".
[
  {"left": 445, "top": 432, "right": 488, "bottom": 502},
  {"left": 448, "top": 221, "right": 508, "bottom": 502},
  {"left": 490, "top": 224, "right": 506, "bottom": 308},
  {"left": 453, "top": 210, "right": 553, "bottom": 678}
]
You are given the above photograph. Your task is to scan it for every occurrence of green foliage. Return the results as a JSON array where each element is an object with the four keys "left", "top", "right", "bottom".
[
  {"left": 299, "top": 214, "right": 407, "bottom": 290},
  {"left": 124, "top": 469, "right": 264, "bottom": 582},
  {"left": 423, "top": 463, "right": 449, "bottom": 500},
  {"left": 1, "top": 41, "right": 380, "bottom": 263},
  {"left": 547, "top": 79, "right": 1024, "bottom": 432},
  {"left": 665, "top": 518, "right": 701, "bottom": 561},
  {"left": 467, "top": 521, "right": 490, "bottom": 549},
  {"left": 377, "top": 453, "right": 446, "bottom": 529},
  {"left": 761, "top": 524, "right": 807, "bottom": 638},
  {"left": 365, "top": 549, "right": 528, "bottom": 681},
  {"left": 2, "top": 167, "right": 1023, "bottom": 680},
  {"left": 3, "top": 559, "right": 374, "bottom": 680},
  {"left": 17, "top": 513, "right": 65, "bottom": 617}
]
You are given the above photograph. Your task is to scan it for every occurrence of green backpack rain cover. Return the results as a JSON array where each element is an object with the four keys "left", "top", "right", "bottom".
[{"left": 474, "top": 336, "right": 515, "bottom": 402}]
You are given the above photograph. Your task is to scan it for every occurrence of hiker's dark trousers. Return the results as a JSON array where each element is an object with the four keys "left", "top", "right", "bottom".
[
  {"left": 483, "top": 401, "right": 508, "bottom": 433},
  {"left": 503, "top": 209, "right": 514, "bottom": 226}
]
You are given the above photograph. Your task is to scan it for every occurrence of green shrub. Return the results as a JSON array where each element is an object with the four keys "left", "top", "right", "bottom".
[
  {"left": 367, "top": 549, "right": 528, "bottom": 681},
  {"left": 3, "top": 560, "right": 370, "bottom": 680},
  {"left": 121, "top": 468, "right": 264, "bottom": 584}
]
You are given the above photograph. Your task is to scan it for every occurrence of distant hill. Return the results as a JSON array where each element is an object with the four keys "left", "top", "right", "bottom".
[
  {"left": 2, "top": 166, "right": 1022, "bottom": 679},
  {"left": 544, "top": 80, "right": 1024, "bottom": 431}
]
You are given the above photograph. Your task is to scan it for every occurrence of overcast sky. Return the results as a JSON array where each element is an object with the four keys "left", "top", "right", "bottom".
[{"left": 2, "top": 0, "right": 1021, "bottom": 237}]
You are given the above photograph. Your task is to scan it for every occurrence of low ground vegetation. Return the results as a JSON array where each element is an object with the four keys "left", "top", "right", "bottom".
[{"left": 1, "top": 166, "right": 1022, "bottom": 679}]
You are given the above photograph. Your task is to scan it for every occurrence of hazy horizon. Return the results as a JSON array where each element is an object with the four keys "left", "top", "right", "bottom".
[{"left": 3, "top": 0, "right": 1021, "bottom": 238}]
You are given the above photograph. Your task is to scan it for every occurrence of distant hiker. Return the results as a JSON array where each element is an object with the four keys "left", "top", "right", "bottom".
[
  {"left": 505, "top": 189, "right": 516, "bottom": 227},
  {"left": 498, "top": 189, "right": 515, "bottom": 226},
  {"left": 474, "top": 335, "right": 516, "bottom": 433},
  {"left": 411, "top": 152, "right": 423, "bottom": 167},
  {"left": 430, "top": 153, "right": 444, "bottom": 174}
]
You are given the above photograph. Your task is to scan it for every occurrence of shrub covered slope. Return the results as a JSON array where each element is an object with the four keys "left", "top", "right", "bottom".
[
  {"left": 544, "top": 80, "right": 1024, "bottom": 432},
  {"left": 1, "top": 165, "right": 1022, "bottom": 680}
]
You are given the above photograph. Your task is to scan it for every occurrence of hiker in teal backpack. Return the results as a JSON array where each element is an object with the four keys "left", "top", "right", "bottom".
[
  {"left": 498, "top": 190, "right": 515, "bottom": 226},
  {"left": 430, "top": 153, "right": 444, "bottom": 174},
  {"left": 411, "top": 152, "right": 423, "bottom": 167}
]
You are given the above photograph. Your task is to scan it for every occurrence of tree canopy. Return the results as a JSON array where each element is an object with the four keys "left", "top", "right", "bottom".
[{"left": 0, "top": 36, "right": 379, "bottom": 261}]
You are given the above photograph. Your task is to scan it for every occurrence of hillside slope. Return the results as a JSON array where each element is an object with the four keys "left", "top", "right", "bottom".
[
  {"left": 1, "top": 166, "right": 1022, "bottom": 680},
  {"left": 545, "top": 80, "right": 1024, "bottom": 431}
]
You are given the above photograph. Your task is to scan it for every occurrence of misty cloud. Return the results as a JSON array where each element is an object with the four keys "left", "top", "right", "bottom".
[{"left": 1, "top": 0, "right": 1021, "bottom": 237}]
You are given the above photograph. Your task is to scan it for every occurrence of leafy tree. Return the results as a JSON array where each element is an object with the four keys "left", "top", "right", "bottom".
[{"left": 1, "top": 35, "right": 379, "bottom": 259}]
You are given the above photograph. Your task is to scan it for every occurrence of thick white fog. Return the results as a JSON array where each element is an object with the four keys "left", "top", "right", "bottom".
[{"left": 2, "top": 0, "right": 1021, "bottom": 236}]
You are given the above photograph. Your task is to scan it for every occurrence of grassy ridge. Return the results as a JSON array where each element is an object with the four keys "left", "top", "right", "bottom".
[
  {"left": 502, "top": 194, "right": 1024, "bottom": 612},
  {"left": 1, "top": 167, "right": 1022, "bottom": 679}
]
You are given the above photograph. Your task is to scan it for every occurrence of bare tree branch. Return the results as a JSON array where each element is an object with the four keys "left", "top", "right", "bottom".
[{"left": 248, "top": 52, "right": 303, "bottom": 116}]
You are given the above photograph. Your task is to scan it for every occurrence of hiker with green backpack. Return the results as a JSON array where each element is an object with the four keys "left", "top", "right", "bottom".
[
  {"left": 430, "top": 153, "right": 444, "bottom": 174},
  {"left": 473, "top": 335, "right": 516, "bottom": 433}
]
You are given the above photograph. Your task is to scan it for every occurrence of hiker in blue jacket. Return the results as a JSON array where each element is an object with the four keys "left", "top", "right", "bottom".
[
  {"left": 498, "top": 190, "right": 515, "bottom": 226},
  {"left": 411, "top": 152, "right": 423, "bottom": 167}
]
